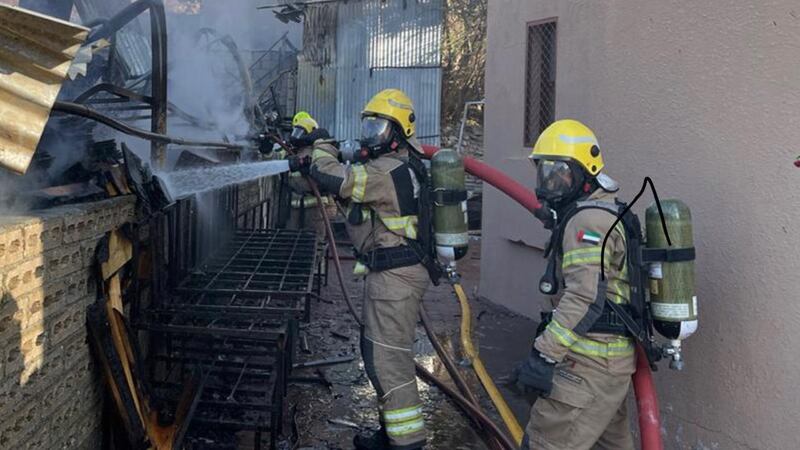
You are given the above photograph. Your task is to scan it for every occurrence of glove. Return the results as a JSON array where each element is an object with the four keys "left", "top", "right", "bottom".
[
  {"left": 511, "top": 349, "right": 556, "bottom": 397},
  {"left": 288, "top": 155, "right": 312, "bottom": 175}
]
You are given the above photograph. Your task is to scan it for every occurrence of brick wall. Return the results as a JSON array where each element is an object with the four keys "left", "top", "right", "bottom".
[{"left": 0, "top": 196, "right": 136, "bottom": 449}]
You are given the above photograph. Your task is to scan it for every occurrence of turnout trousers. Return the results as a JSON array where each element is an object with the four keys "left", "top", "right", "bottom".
[
  {"left": 522, "top": 353, "right": 635, "bottom": 450},
  {"left": 361, "top": 263, "right": 429, "bottom": 449}
]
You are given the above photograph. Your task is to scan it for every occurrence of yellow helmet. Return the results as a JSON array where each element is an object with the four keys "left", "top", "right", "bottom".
[
  {"left": 293, "top": 116, "right": 318, "bottom": 134},
  {"left": 529, "top": 119, "right": 603, "bottom": 176},
  {"left": 362, "top": 89, "right": 416, "bottom": 138},
  {"left": 292, "top": 111, "right": 312, "bottom": 127}
]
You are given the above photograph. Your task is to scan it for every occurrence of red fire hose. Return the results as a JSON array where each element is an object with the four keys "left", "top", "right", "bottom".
[
  {"left": 420, "top": 144, "right": 664, "bottom": 450},
  {"left": 420, "top": 145, "right": 541, "bottom": 213},
  {"left": 634, "top": 346, "right": 664, "bottom": 450}
]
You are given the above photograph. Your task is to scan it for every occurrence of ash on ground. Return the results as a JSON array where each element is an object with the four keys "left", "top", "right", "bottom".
[{"left": 278, "top": 240, "right": 537, "bottom": 450}]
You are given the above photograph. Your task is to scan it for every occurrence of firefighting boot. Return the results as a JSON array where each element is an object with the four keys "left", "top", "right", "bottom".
[
  {"left": 353, "top": 428, "right": 424, "bottom": 450},
  {"left": 353, "top": 428, "right": 390, "bottom": 450}
]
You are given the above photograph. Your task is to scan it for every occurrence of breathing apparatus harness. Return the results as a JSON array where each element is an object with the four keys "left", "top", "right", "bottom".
[
  {"left": 538, "top": 178, "right": 696, "bottom": 368},
  {"left": 347, "top": 130, "right": 443, "bottom": 285}
]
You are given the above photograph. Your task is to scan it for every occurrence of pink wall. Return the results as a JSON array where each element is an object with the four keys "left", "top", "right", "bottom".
[{"left": 483, "top": 1, "right": 800, "bottom": 449}]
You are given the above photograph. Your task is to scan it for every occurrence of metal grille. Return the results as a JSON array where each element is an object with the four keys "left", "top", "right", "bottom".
[
  {"left": 178, "top": 229, "right": 318, "bottom": 298},
  {"left": 143, "top": 228, "right": 323, "bottom": 449},
  {"left": 524, "top": 20, "right": 557, "bottom": 146}
]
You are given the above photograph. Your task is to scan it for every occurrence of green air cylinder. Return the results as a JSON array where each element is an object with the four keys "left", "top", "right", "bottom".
[
  {"left": 431, "top": 149, "right": 469, "bottom": 261},
  {"left": 646, "top": 199, "right": 697, "bottom": 341}
]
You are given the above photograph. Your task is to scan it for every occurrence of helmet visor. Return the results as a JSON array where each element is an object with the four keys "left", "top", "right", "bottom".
[
  {"left": 291, "top": 126, "right": 307, "bottom": 140},
  {"left": 361, "top": 117, "right": 392, "bottom": 148},
  {"left": 534, "top": 159, "right": 579, "bottom": 201}
]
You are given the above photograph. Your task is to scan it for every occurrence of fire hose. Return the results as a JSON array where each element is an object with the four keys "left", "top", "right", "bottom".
[{"left": 450, "top": 279, "right": 524, "bottom": 444}]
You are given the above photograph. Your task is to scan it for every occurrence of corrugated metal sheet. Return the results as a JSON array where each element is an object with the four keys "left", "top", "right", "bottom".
[
  {"left": 335, "top": 0, "right": 442, "bottom": 145},
  {"left": 296, "top": 57, "right": 337, "bottom": 132},
  {"left": 0, "top": 5, "right": 88, "bottom": 174},
  {"left": 74, "top": 0, "right": 152, "bottom": 78},
  {"left": 302, "top": 3, "right": 337, "bottom": 67},
  {"left": 296, "top": 0, "right": 442, "bottom": 144}
]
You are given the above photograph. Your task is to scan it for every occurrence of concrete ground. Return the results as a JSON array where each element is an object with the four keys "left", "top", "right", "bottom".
[{"left": 278, "top": 239, "right": 539, "bottom": 450}]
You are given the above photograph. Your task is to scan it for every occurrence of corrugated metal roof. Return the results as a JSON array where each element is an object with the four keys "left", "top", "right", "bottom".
[
  {"left": 296, "top": 0, "right": 442, "bottom": 145},
  {"left": 0, "top": 5, "right": 88, "bottom": 174},
  {"left": 74, "top": 0, "right": 152, "bottom": 79}
]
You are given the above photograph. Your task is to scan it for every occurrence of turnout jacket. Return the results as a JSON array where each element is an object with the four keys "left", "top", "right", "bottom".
[
  {"left": 534, "top": 189, "right": 636, "bottom": 374},
  {"left": 309, "top": 142, "right": 422, "bottom": 267}
]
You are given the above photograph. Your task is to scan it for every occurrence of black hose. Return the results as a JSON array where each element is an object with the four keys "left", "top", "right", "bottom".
[
  {"left": 419, "top": 305, "right": 507, "bottom": 450},
  {"left": 415, "top": 366, "right": 518, "bottom": 450},
  {"left": 52, "top": 101, "right": 245, "bottom": 151}
]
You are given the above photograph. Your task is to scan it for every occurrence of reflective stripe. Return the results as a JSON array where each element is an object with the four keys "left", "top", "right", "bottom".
[
  {"left": 546, "top": 320, "right": 578, "bottom": 346},
  {"left": 381, "top": 215, "right": 418, "bottom": 239},
  {"left": 609, "top": 222, "right": 630, "bottom": 303},
  {"left": 383, "top": 404, "right": 423, "bottom": 423},
  {"left": 562, "top": 246, "right": 603, "bottom": 269},
  {"left": 384, "top": 405, "right": 425, "bottom": 437},
  {"left": 352, "top": 165, "right": 368, "bottom": 202},
  {"left": 559, "top": 134, "right": 598, "bottom": 145},
  {"left": 312, "top": 149, "right": 336, "bottom": 161},
  {"left": 562, "top": 245, "right": 622, "bottom": 271},
  {"left": 572, "top": 338, "right": 635, "bottom": 358},
  {"left": 545, "top": 320, "right": 634, "bottom": 359},
  {"left": 609, "top": 279, "right": 630, "bottom": 304},
  {"left": 385, "top": 418, "right": 425, "bottom": 437}
]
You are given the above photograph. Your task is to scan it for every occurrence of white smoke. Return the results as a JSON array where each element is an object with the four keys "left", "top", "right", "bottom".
[{"left": 161, "top": 2, "right": 302, "bottom": 161}]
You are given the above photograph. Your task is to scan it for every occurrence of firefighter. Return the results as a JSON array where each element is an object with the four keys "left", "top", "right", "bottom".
[
  {"left": 290, "top": 89, "right": 434, "bottom": 450},
  {"left": 284, "top": 112, "right": 335, "bottom": 237},
  {"left": 514, "top": 119, "right": 636, "bottom": 450}
]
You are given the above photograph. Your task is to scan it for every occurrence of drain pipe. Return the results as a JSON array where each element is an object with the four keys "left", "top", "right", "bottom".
[{"left": 419, "top": 145, "right": 664, "bottom": 450}]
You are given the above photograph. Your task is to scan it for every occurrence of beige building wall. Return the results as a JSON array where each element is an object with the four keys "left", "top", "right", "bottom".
[{"left": 482, "top": 1, "right": 800, "bottom": 449}]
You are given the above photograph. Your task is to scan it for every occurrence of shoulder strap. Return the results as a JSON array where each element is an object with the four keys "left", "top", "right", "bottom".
[
  {"left": 406, "top": 152, "right": 443, "bottom": 285},
  {"left": 539, "top": 201, "right": 620, "bottom": 295}
]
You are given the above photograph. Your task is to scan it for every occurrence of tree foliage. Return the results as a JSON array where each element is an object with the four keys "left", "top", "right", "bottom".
[{"left": 442, "top": 0, "right": 487, "bottom": 126}]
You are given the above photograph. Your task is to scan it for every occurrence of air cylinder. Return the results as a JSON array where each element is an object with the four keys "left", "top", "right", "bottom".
[
  {"left": 646, "top": 199, "right": 697, "bottom": 341},
  {"left": 431, "top": 149, "right": 469, "bottom": 261}
]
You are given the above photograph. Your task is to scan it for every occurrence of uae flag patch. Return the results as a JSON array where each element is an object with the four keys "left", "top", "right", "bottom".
[{"left": 577, "top": 229, "right": 601, "bottom": 244}]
